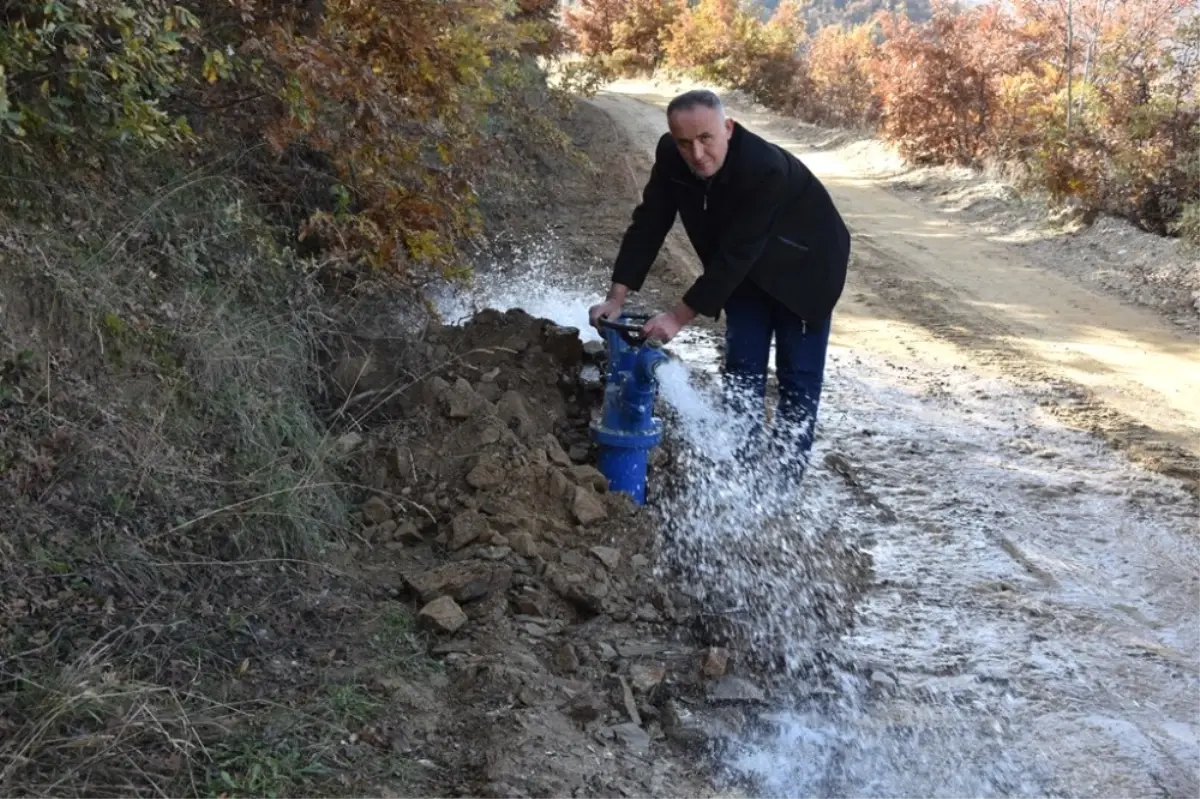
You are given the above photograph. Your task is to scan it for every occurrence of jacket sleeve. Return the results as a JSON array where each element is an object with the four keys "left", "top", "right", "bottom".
[
  {"left": 682, "top": 165, "right": 788, "bottom": 318},
  {"left": 611, "top": 141, "right": 677, "bottom": 292}
]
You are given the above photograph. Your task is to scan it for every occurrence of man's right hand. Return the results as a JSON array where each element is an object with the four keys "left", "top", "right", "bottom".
[{"left": 588, "top": 298, "right": 624, "bottom": 329}]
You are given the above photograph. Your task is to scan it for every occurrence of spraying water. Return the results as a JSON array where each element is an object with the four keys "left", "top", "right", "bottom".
[
  {"left": 429, "top": 236, "right": 604, "bottom": 342},
  {"left": 649, "top": 345, "right": 1060, "bottom": 798}
]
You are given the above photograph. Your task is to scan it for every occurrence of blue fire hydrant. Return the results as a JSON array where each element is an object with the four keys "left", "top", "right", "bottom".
[{"left": 589, "top": 314, "right": 670, "bottom": 504}]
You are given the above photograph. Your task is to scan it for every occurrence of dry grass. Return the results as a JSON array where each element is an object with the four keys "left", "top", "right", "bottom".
[{"left": 0, "top": 147, "right": 362, "bottom": 797}]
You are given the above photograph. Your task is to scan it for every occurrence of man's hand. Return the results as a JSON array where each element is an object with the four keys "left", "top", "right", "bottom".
[
  {"left": 643, "top": 301, "right": 698, "bottom": 343},
  {"left": 589, "top": 284, "right": 630, "bottom": 329},
  {"left": 642, "top": 310, "right": 684, "bottom": 343},
  {"left": 588, "top": 298, "right": 624, "bottom": 328}
]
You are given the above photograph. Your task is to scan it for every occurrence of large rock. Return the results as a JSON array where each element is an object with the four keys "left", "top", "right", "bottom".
[
  {"left": 570, "top": 485, "right": 608, "bottom": 526},
  {"left": 569, "top": 464, "right": 609, "bottom": 492},
  {"left": 589, "top": 546, "right": 620, "bottom": 570},
  {"left": 404, "top": 561, "right": 512, "bottom": 604},
  {"left": 544, "top": 434, "right": 572, "bottom": 467},
  {"left": 446, "top": 377, "right": 489, "bottom": 419},
  {"left": 496, "top": 391, "right": 537, "bottom": 439},
  {"left": 418, "top": 596, "right": 468, "bottom": 633},
  {"left": 449, "top": 509, "right": 490, "bottom": 550},
  {"left": 541, "top": 324, "right": 584, "bottom": 366},
  {"left": 707, "top": 675, "right": 766, "bottom": 704}
]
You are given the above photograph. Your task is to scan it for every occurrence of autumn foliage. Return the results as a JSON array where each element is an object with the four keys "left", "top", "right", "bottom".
[
  {"left": 1, "top": 0, "right": 573, "bottom": 277},
  {"left": 564, "top": 0, "right": 1200, "bottom": 238}
]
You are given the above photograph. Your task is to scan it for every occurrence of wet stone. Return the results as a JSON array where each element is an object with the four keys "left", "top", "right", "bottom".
[
  {"left": 568, "top": 694, "right": 608, "bottom": 724},
  {"left": 629, "top": 663, "right": 666, "bottom": 693},
  {"left": 604, "top": 722, "right": 651, "bottom": 754},
  {"left": 555, "top": 643, "right": 580, "bottom": 674},
  {"left": 870, "top": 670, "right": 899, "bottom": 695},
  {"left": 701, "top": 647, "right": 730, "bottom": 679},
  {"left": 635, "top": 604, "right": 661, "bottom": 622},
  {"left": 662, "top": 699, "right": 730, "bottom": 749},
  {"left": 708, "top": 675, "right": 765, "bottom": 704},
  {"left": 542, "top": 324, "right": 584, "bottom": 366}
]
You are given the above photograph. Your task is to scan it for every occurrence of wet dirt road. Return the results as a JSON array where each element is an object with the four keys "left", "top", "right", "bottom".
[{"left": 582, "top": 83, "right": 1200, "bottom": 797}]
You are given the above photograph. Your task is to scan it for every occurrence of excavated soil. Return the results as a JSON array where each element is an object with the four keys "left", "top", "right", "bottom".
[{"left": 320, "top": 304, "right": 802, "bottom": 797}]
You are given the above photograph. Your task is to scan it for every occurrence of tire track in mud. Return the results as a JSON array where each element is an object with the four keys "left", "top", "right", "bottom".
[{"left": 849, "top": 235, "right": 1199, "bottom": 485}]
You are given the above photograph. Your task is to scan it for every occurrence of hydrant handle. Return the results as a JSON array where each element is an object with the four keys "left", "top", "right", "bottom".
[{"left": 597, "top": 312, "right": 653, "bottom": 346}]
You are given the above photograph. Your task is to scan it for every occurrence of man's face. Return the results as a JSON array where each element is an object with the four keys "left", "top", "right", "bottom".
[{"left": 668, "top": 105, "right": 734, "bottom": 179}]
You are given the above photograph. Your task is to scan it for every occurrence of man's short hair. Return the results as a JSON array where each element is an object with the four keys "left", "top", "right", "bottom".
[{"left": 667, "top": 89, "right": 725, "bottom": 118}]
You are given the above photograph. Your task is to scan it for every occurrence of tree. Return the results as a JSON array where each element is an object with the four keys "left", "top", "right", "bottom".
[{"left": 804, "top": 21, "right": 881, "bottom": 126}]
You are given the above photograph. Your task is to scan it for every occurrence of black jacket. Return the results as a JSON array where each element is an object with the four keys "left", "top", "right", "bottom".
[{"left": 611, "top": 121, "right": 850, "bottom": 324}]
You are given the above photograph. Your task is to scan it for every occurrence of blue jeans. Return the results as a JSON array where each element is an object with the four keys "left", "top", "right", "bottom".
[{"left": 722, "top": 280, "right": 830, "bottom": 479}]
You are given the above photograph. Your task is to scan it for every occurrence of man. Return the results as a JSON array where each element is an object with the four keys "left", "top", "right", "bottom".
[{"left": 588, "top": 89, "right": 850, "bottom": 474}]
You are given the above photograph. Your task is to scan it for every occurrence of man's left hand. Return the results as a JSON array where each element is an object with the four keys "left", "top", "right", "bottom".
[{"left": 642, "top": 311, "right": 684, "bottom": 343}]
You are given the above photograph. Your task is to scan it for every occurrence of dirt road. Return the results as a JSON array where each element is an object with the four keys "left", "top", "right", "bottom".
[{"left": 589, "top": 81, "right": 1200, "bottom": 482}]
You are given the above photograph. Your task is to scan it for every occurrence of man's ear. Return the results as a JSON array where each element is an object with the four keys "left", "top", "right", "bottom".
[{"left": 724, "top": 117, "right": 734, "bottom": 137}]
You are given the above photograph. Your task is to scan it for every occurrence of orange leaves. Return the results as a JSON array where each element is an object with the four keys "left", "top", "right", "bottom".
[
  {"left": 663, "top": 0, "right": 802, "bottom": 94},
  {"left": 563, "top": 0, "right": 1197, "bottom": 236},
  {"left": 565, "top": 0, "right": 686, "bottom": 75},
  {"left": 251, "top": 0, "right": 566, "bottom": 277},
  {"left": 872, "top": 4, "right": 1019, "bottom": 163},
  {"left": 802, "top": 23, "right": 880, "bottom": 126}
]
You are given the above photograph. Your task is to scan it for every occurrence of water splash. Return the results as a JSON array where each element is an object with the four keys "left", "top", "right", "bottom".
[
  {"left": 647, "top": 339, "right": 1059, "bottom": 798},
  {"left": 428, "top": 236, "right": 604, "bottom": 341}
]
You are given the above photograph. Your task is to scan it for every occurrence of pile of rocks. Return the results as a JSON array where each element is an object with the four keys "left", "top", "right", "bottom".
[{"left": 328, "top": 308, "right": 772, "bottom": 795}]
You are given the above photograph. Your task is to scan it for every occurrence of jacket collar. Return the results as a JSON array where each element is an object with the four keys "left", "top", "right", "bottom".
[{"left": 712, "top": 121, "right": 744, "bottom": 187}]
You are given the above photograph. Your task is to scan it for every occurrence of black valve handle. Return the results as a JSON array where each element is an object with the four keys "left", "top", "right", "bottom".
[{"left": 596, "top": 312, "right": 653, "bottom": 346}]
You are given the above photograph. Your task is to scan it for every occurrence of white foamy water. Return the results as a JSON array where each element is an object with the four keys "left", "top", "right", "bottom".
[
  {"left": 653, "top": 359, "right": 744, "bottom": 462},
  {"left": 429, "top": 238, "right": 604, "bottom": 341}
]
